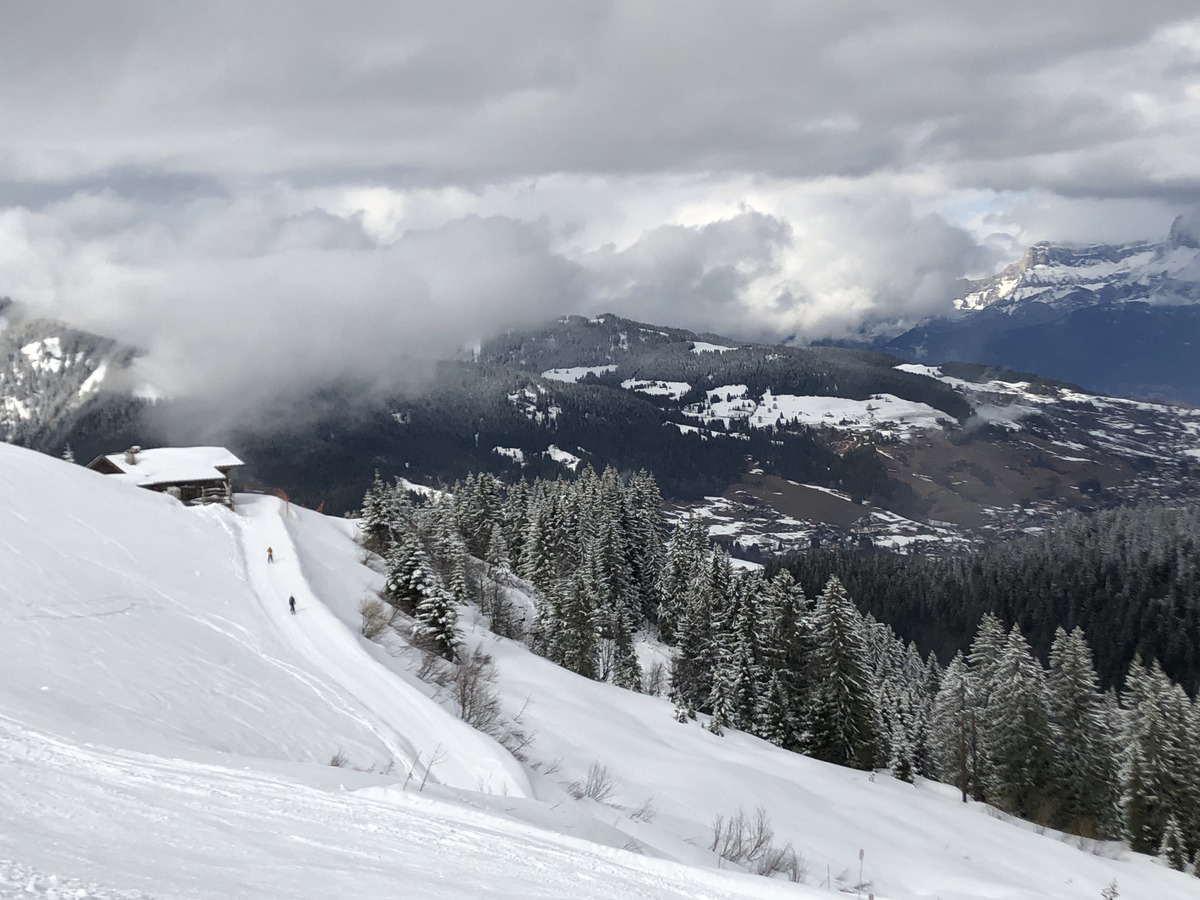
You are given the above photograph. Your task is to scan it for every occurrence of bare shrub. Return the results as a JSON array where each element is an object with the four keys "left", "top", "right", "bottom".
[
  {"left": 415, "top": 645, "right": 536, "bottom": 762},
  {"left": 709, "top": 806, "right": 806, "bottom": 882},
  {"left": 566, "top": 762, "right": 618, "bottom": 804},
  {"left": 642, "top": 660, "right": 668, "bottom": 697},
  {"left": 454, "top": 647, "right": 504, "bottom": 732},
  {"left": 629, "top": 796, "right": 657, "bottom": 823},
  {"left": 417, "top": 650, "right": 454, "bottom": 686},
  {"left": 329, "top": 748, "right": 350, "bottom": 767},
  {"left": 359, "top": 597, "right": 391, "bottom": 639}
]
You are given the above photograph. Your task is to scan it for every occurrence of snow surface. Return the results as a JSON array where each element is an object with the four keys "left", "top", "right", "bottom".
[
  {"left": 620, "top": 379, "right": 691, "bottom": 400},
  {"left": 1, "top": 442, "right": 1196, "bottom": 899},
  {"left": 546, "top": 444, "right": 582, "bottom": 470},
  {"left": 685, "top": 386, "right": 944, "bottom": 439},
  {"left": 690, "top": 342, "right": 736, "bottom": 353},
  {"left": 493, "top": 446, "right": 526, "bottom": 464},
  {"left": 20, "top": 337, "right": 66, "bottom": 373},
  {"left": 541, "top": 365, "right": 617, "bottom": 383}
]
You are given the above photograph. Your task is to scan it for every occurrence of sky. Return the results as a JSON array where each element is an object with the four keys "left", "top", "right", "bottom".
[{"left": 1, "top": 2, "right": 1199, "bottom": 402}]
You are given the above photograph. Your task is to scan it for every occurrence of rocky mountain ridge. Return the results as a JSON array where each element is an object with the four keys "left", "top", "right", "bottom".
[
  {"left": 869, "top": 216, "right": 1200, "bottom": 404},
  {"left": 954, "top": 215, "right": 1200, "bottom": 313}
]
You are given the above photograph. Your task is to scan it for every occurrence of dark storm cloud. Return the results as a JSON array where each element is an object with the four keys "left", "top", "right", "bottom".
[
  {"left": 1, "top": 2, "right": 1198, "bottom": 409},
  {"left": 2, "top": 2, "right": 1196, "bottom": 189}
]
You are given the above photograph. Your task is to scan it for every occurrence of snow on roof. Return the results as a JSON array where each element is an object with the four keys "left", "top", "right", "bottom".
[{"left": 96, "top": 446, "right": 244, "bottom": 487}]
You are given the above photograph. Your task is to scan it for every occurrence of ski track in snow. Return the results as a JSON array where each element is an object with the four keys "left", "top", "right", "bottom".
[{"left": 234, "top": 494, "right": 531, "bottom": 798}]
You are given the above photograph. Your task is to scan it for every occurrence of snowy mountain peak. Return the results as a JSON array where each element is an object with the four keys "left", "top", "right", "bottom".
[{"left": 953, "top": 225, "right": 1200, "bottom": 313}]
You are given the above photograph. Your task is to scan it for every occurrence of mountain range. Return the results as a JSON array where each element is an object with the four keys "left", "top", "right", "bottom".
[{"left": 866, "top": 216, "right": 1200, "bottom": 404}]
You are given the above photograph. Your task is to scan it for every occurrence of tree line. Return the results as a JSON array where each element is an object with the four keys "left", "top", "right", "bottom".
[{"left": 779, "top": 504, "right": 1200, "bottom": 693}]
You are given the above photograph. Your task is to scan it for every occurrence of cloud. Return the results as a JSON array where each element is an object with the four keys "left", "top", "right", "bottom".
[
  {"left": 2, "top": 3, "right": 1198, "bottom": 194},
  {"left": 0, "top": 189, "right": 580, "bottom": 410},
  {"left": 1, "top": 2, "right": 1199, "bottom": 416}
]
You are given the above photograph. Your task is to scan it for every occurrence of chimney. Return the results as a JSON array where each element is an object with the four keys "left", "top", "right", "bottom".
[{"left": 124, "top": 446, "right": 141, "bottom": 465}]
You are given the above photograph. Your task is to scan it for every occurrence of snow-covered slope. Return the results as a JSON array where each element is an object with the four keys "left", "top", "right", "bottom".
[
  {"left": 1, "top": 442, "right": 1196, "bottom": 898},
  {"left": 0, "top": 312, "right": 140, "bottom": 450}
]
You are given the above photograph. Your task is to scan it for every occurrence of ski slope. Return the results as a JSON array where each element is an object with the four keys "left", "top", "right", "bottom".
[
  {"left": 1, "top": 441, "right": 1197, "bottom": 898},
  {"left": 236, "top": 494, "right": 529, "bottom": 797}
]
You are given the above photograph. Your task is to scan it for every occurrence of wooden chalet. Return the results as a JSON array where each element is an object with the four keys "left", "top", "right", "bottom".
[{"left": 86, "top": 445, "right": 244, "bottom": 507}]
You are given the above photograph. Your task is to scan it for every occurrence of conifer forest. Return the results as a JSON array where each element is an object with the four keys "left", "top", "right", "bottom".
[{"left": 360, "top": 468, "right": 1200, "bottom": 869}]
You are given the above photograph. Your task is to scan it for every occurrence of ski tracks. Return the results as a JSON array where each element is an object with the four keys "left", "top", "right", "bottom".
[{"left": 231, "top": 495, "right": 531, "bottom": 798}]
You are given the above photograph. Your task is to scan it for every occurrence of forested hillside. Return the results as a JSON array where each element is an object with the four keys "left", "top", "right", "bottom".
[
  {"left": 780, "top": 505, "right": 1200, "bottom": 692},
  {"left": 358, "top": 468, "right": 1200, "bottom": 864}
]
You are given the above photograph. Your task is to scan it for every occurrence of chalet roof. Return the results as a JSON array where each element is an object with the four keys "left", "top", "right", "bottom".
[{"left": 89, "top": 446, "right": 244, "bottom": 488}]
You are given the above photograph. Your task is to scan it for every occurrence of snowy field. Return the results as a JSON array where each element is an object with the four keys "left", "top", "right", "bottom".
[
  {"left": 684, "top": 385, "right": 945, "bottom": 439},
  {"left": 1, "top": 442, "right": 1196, "bottom": 899},
  {"left": 541, "top": 365, "right": 617, "bottom": 383},
  {"left": 620, "top": 379, "right": 691, "bottom": 400}
]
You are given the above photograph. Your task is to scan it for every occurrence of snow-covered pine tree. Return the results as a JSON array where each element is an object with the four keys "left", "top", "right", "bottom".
[
  {"left": 626, "top": 470, "right": 665, "bottom": 623},
  {"left": 411, "top": 577, "right": 460, "bottom": 661},
  {"left": 965, "top": 612, "right": 1008, "bottom": 800},
  {"left": 484, "top": 521, "right": 510, "bottom": 571},
  {"left": 502, "top": 477, "right": 530, "bottom": 569},
  {"left": 384, "top": 532, "right": 424, "bottom": 613},
  {"left": 805, "top": 575, "right": 878, "bottom": 770},
  {"left": 982, "top": 626, "right": 1058, "bottom": 821},
  {"left": 928, "top": 651, "right": 974, "bottom": 801},
  {"left": 725, "top": 571, "right": 767, "bottom": 730},
  {"left": 360, "top": 470, "right": 391, "bottom": 551},
  {"left": 1122, "top": 656, "right": 1183, "bottom": 853},
  {"left": 548, "top": 562, "right": 602, "bottom": 680},
  {"left": 668, "top": 545, "right": 725, "bottom": 720},
  {"left": 1047, "top": 626, "right": 1120, "bottom": 837},
  {"left": 658, "top": 516, "right": 708, "bottom": 644},
  {"left": 753, "top": 568, "right": 811, "bottom": 751},
  {"left": 1158, "top": 814, "right": 1187, "bottom": 871}
]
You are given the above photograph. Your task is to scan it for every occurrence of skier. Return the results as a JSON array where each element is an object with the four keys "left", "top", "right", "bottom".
[
  {"left": 267, "top": 547, "right": 274, "bottom": 564},
  {"left": 289, "top": 596, "right": 296, "bottom": 615}
]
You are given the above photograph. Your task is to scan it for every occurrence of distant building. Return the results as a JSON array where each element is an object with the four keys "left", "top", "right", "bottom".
[{"left": 86, "top": 445, "right": 243, "bottom": 507}]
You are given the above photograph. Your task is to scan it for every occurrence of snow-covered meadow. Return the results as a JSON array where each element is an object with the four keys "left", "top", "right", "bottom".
[{"left": 0, "top": 443, "right": 1194, "bottom": 899}]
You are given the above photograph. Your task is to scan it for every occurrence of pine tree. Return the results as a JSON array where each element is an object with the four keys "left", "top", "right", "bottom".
[
  {"left": 805, "top": 576, "right": 878, "bottom": 770},
  {"left": 929, "top": 652, "right": 974, "bottom": 800},
  {"left": 411, "top": 578, "right": 460, "bottom": 661},
  {"left": 708, "top": 659, "right": 735, "bottom": 735},
  {"left": 361, "top": 470, "right": 391, "bottom": 550},
  {"left": 1122, "top": 657, "right": 1182, "bottom": 853},
  {"left": 626, "top": 470, "right": 665, "bottom": 622},
  {"left": 658, "top": 517, "right": 707, "bottom": 644},
  {"left": 982, "top": 627, "right": 1058, "bottom": 821},
  {"left": 966, "top": 613, "right": 1008, "bottom": 800},
  {"left": 549, "top": 565, "right": 601, "bottom": 680},
  {"left": 669, "top": 546, "right": 722, "bottom": 719},
  {"left": 1047, "top": 626, "right": 1119, "bottom": 837},
  {"left": 1159, "top": 815, "right": 1187, "bottom": 871},
  {"left": 889, "top": 714, "right": 915, "bottom": 783},
  {"left": 384, "top": 533, "right": 424, "bottom": 613}
]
